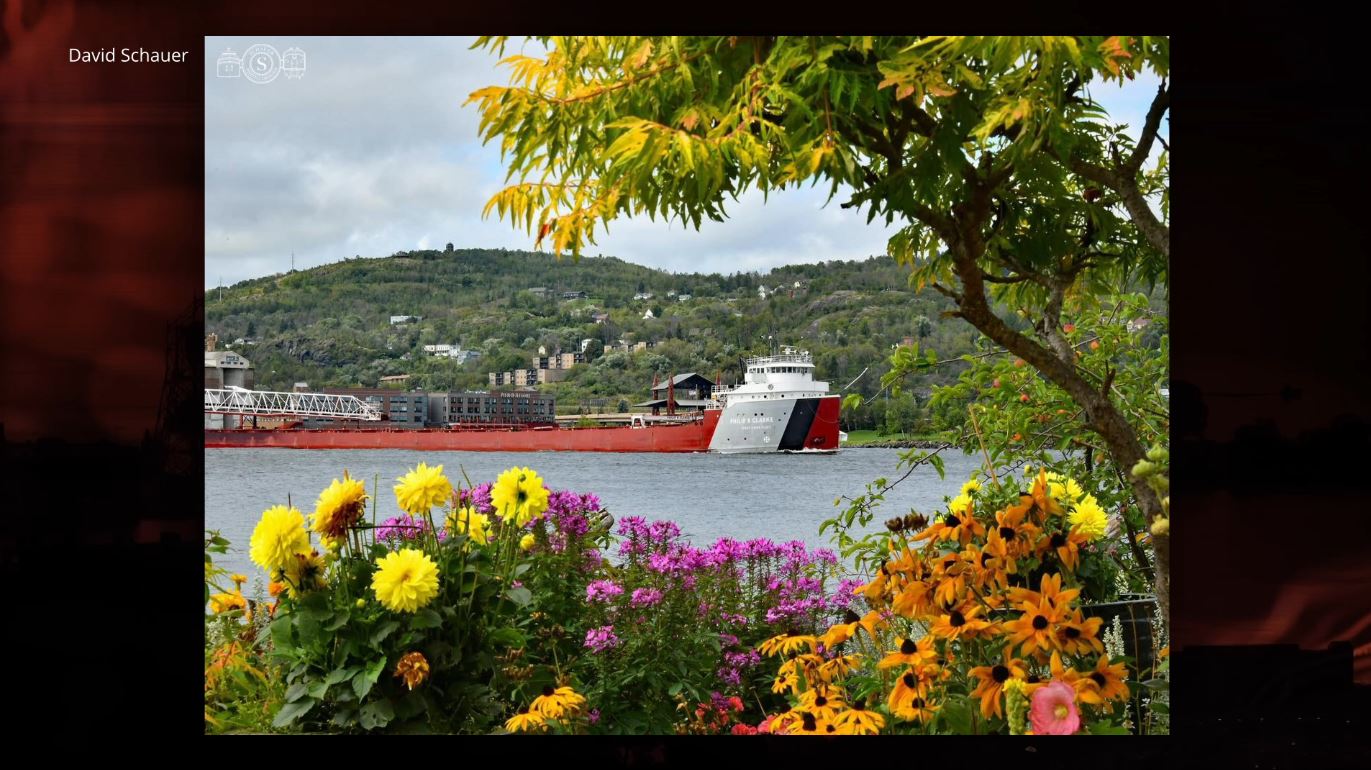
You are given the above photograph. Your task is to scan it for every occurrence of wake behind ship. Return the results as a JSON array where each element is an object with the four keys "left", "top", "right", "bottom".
[{"left": 205, "top": 347, "right": 840, "bottom": 454}]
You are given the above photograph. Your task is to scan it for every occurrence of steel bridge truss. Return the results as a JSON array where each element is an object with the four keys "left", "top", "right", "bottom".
[{"left": 204, "top": 389, "right": 382, "bottom": 421}]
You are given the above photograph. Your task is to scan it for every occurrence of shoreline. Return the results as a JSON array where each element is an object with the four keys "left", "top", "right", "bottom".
[{"left": 843, "top": 439, "right": 947, "bottom": 449}]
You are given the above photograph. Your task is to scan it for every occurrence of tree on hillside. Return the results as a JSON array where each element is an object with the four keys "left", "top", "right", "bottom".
[{"left": 469, "top": 36, "right": 1171, "bottom": 620}]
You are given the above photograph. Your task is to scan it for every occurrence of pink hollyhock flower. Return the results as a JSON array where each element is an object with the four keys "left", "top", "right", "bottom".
[
  {"left": 1030, "top": 680, "right": 1081, "bottom": 735},
  {"left": 731, "top": 723, "right": 757, "bottom": 735}
]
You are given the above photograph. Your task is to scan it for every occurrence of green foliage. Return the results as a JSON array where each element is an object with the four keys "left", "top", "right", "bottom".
[{"left": 207, "top": 248, "right": 984, "bottom": 415}]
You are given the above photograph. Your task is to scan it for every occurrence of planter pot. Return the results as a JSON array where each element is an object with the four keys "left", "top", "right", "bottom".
[{"left": 1082, "top": 596, "right": 1159, "bottom": 677}]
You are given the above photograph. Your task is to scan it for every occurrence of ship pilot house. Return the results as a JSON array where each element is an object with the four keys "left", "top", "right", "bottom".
[{"left": 635, "top": 372, "right": 717, "bottom": 415}]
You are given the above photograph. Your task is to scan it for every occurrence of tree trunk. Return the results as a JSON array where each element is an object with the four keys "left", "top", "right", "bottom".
[{"left": 948, "top": 235, "right": 1171, "bottom": 627}]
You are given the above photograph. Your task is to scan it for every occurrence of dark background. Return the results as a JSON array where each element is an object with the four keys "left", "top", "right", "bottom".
[{"left": 1, "top": 5, "right": 1368, "bottom": 755}]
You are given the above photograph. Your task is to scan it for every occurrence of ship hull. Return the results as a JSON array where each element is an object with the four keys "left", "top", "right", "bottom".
[
  {"left": 205, "top": 410, "right": 723, "bottom": 452},
  {"left": 709, "top": 394, "right": 841, "bottom": 453}
]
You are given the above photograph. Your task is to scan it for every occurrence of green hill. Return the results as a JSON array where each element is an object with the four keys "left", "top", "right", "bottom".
[{"left": 205, "top": 247, "right": 991, "bottom": 430}]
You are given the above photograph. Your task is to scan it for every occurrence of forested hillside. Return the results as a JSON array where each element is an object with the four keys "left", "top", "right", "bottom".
[{"left": 207, "top": 247, "right": 1043, "bottom": 430}]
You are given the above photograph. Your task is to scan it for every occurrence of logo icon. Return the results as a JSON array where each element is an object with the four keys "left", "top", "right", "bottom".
[
  {"left": 282, "top": 47, "right": 307, "bottom": 80},
  {"left": 241, "top": 43, "right": 281, "bottom": 85},
  {"left": 216, "top": 48, "right": 241, "bottom": 78},
  {"left": 215, "top": 44, "right": 305, "bottom": 85}
]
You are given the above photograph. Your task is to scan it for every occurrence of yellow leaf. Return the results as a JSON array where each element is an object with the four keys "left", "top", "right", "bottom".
[
  {"left": 681, "top": 111, "right": 699, "bottom": 132},
  {"left": 896, "top": 84, "right": 915, "bottom": 101}
]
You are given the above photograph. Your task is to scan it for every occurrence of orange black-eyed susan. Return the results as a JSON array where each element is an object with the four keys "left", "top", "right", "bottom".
[
  {"left": 1077, "top": 654, "right": 1131, "bottom": 708},
  {"left": 969, "top": 649, "right": 1029, "bottom": 719},
  {"left": 878, "top": 635, "right": 937, "bottom": 670},
  {"left": 833, "top": 698, "right": 886, "bottom": 735},
  {"left": 759, "top": 633, "right": 817, "bottom": 658},
  {"left": 1004, "top": 596, "right": 1071, "bottom": 657},
  {"left": 930, "top": 601, "right": 996, "bottom": 642},
  {"left": 888, "top": 667, "right": 933, "bottom": 718},
  {"left": 1055, "top": 609, "right": 1106, "bottom": 657},
  {"left": 798, "top": 685, "right": 847, "bottom": 720}
]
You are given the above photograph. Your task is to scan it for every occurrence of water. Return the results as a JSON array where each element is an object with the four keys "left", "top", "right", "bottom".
[{"left": 205, "top": 448, "right": 988, "bottom": 580}]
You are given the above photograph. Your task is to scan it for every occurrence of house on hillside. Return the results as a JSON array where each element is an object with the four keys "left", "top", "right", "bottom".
[
  {"left": 390, "top": 315, "right": 420, "bottom": 324},
  {"left": 561, "top": 290, "right": 588, "bottom": 300},
  {"left": 642, "top": 308, "right": 655, "bottom": 320},
  {"left": 633, "top": 292, "right": 654, "bottom": 301},
  {"left": 526, "top": 287, "right": 555, "bottom": 300},
  {"left": 592, "top": 313, "right": 610, "bottom": 324}
]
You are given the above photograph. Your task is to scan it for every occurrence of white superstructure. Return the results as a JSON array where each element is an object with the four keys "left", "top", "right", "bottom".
[{"left": 707, "top": 347, "right": 840, "bottom": 453}]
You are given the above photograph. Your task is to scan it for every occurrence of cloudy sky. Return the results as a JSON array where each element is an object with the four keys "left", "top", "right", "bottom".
[{"left": 205, "top": 37, "right": 1166, "bottom": 288}]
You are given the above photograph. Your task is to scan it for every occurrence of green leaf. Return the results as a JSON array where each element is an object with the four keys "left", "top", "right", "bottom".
[
  {"left": 927, "top": 453, "right": 946, "bottom": 479},
  {"left": 410, "top": 609, "right": 442, "bottom": 629},
  {"left": 504, "top": 585, "right": 533, "bottom": 607},
  {"left": 1140, "top": 678, "right": 1169, "bottom": 691},
  {"left": 667, "top": 682, "right": 683, "bottom": 696},
  {"left": 359, "top": 699, "right": 396, "bottom": 731},
  {"left": 284, "top": 681, "right": 311, "bottom": 703},
  {"left": 325, "top": 666, "right": 359, "bottom": 686},
  {"left": 938, "top": 694, "right": 973, "bottom": 734},
  {"left": 488, "top": 627, "right": 527, "bottom": 648},
  {"left": 352, "top": 657, "right": 388, "bottom": 700},
  {"left": 370, "top": 620, "right": 400, "bottom": 646},
  {"left": 272, "top": 697, "right": 317, "bottom": 728},
  {"left": 1088, "top": 722, "right": 1132, "bottom": 735}
]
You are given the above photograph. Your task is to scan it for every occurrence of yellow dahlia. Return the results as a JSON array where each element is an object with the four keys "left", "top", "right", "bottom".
[
  {"left": 280, "top": 549, "right": 327, "bottom": 597},
  {"left": 209, "top": 591, "right": 247, "bottom": 614},
  {"left": 490, "top": 467, "right": 550, "bottom": 526},
  {"left": 371, "top": 548, "right": 440, "bottom": 613},
  {"left": 520, "top": 532, "right": 536, "bottom": 551},
  {"left": 446, "top": 506, "right": 493, "bottom": 546},
  {"left": 394, "top": 462, "right": 452, "bottom": 515},
  {"left": 394, "top": 651, "right": 430, "bottom": 691},
  {"left": 312, "top": 473, "right": 369, "bottom": 547},
  {"left": 960, "top": 478, "right": 981, "bottom": 496},
  {"left": 1068, "top": 495, "right": 1109, "bottom": 541},
  {"left": 249, "top": 505, "right": 310, "bottom": 574},
  {"left": 948, "top": 492, "right": 972, "bottom": 516}
]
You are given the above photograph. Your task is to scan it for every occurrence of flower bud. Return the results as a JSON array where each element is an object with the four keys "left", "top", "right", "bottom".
[
  {"left": 1131, "top": 460, "right": 1157, "bottom": 478},
  {"left": 1150, "top": 517, "right": 1170, "bottom": 537}
]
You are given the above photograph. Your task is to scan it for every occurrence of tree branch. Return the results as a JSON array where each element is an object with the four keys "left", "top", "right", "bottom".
[{"left": 1124, "top": 83, "right": 1169, "bottom": 176}]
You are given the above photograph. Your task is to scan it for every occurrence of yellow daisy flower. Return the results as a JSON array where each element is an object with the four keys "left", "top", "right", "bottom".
[
  {"left": 490, "top": 467, "right": 550, "bottom": 526},
  {"left": 371, "top": 548, "right": 440, "bottom": 613},
  {"left": 249, "top": 505, "right": 310, "bottom": 574},
  {"left": 504, "top": 709, "right": 547, "bottom": 733},
  {"left": 758, "top": 634, "right": 817, "bottom": 658},
  {"left": 394, "top": 462, "right": 452, "bottom": 515},
  {"left": 1067, "top": 495, "right": 1108, "bottom": 541},
  {"left": 280, "top": 549, "right": 327, "bottom": 597},
  {"left": 833, "top": 700, "right": 885, "bottom": 735},
  {"left": 312, "top": 472, "right": 369, "bottom": 546},
  {"left": 446, "top": 506, "right": 493, "bottom": 546}
]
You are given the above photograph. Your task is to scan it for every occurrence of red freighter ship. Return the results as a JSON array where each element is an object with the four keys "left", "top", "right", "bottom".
[{"left": 205, "top": 348, "right": 841, "bottom": 454}]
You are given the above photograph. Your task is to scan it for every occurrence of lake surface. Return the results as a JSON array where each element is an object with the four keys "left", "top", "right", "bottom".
[{"left": 206, "top": 447, "right": 988, "bottom": 580}]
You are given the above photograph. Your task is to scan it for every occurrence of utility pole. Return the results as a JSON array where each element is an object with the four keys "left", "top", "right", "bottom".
[{"left": 291, "top": 251, "right": 295, "bottom": 272}]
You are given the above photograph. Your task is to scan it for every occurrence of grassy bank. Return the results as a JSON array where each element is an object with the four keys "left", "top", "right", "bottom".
[{"left": 841, "top": 430, "right": 940, "bottom": 446}]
